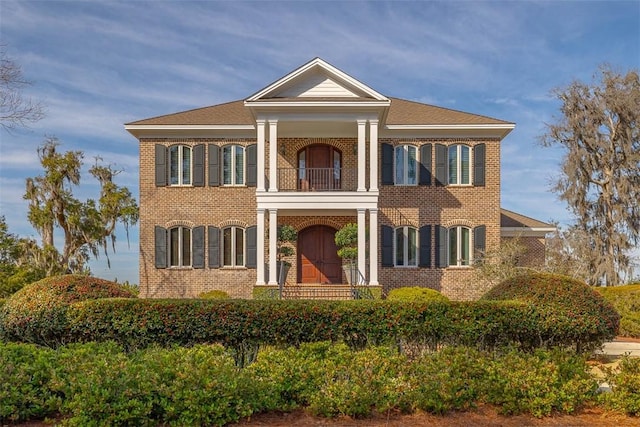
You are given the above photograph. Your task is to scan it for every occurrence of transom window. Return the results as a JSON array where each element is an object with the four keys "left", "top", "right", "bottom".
[
  {"left": 449, "top": 226, "right": 471, "bottom": 266},
  {"left": 169, "top": 145, "right": 192, "bottom": 186},
  {"left": 169, "top": 226, "right": 191, "bottom": 267},
  {"left": 395, "top": 145, "right": 417, "bottom": 185},
  {"left": 395, "top": 226, "right": 418, "bottom": 266},
  {"left": 223, "top": 226, "right": 245, "bottom": 266},
  {"left": 223, "top": 145, "right": 245, "bottom": 185},
  {"left": 448, "top": 145, "right": 470, "bottom": 185}
]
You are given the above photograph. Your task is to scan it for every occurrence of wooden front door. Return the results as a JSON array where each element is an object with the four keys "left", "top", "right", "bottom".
[{"left": 298, "top": 225, "right": 342, "bottom": 284}]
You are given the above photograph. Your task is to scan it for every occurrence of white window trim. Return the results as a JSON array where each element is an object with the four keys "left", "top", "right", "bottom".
[
  {"left": 394, "top": 226, "right": 419, "bottom": 267},
  {"left": 169, "top": 226, "right": 191, "bottom": 267},
  {"left": 223, "top": 226, "right": 246, "bottom": 267},
  {"left": 394, "top": 144, "right": 418, "bottom": 186},
  {"left": 169, "top": 145, "right": 192, "bottom": 187},
  {"left": 222, "top": 145, "right": 246, "bottom": 186},
  {"left": 449, "top": 226, "right": 472, "bottom": 267},
  {"left": 448, "top": 144, "right": 472, "bottom": 187}
]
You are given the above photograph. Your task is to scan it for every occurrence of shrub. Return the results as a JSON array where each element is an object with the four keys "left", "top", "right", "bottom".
[
  {"left": 0, "top": 274, "right": 136, "bottom": 347},
  {"left": 482, "top": 272, "right": 620, "bottom": 351},
  {"left": 199, "top": 290, "right": 230, "bottom": 299},
  {"left": 0, "top": 342, "right": 59, "bottom": 422},
  {"left": 599, "top": 356, "right": 640, "bottom": 416},
  {"left": 596, "top": 284, "right": 640, "bottom": 338},
  {"left": 387, "top": 287, "right": 449, "bottom": 303}
]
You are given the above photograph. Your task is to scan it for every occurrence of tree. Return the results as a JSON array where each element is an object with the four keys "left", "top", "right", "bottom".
[
  {"left": 472, "top": 236, "right": 527, "bottom": 288},
  {"left": 0, "top": 216, "right": 45, "bottom": 296},
  {"left": 541, "top": 65, "right": 640, "bottom": 286},
  {"left": 0, "top": 46, "right": 45, "bottom": 131},
  {"left": 543, "top": 223, "right": 593, "bottom": 283},
  {"left": 23, "top": 137, "right": 139, "bottom": 275}
]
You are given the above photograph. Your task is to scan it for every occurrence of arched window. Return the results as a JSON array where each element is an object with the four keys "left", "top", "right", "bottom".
[
  {"left": 394, "top": 226, "right": 418, "bottom": 266},
  {"left": 222, "top": 145, "right": 245, "bottom": 185},
  {"left": 448, "top": 226, "right": 471, "bottom": 266},
  {"left": 395, "top": 145, "right": 417, "bottom": 185},
  {"left": 448, "top": 144, "right": 470, "bottom": 185},
  {"left": 169, "top": 145, "right": 192, "bottom": 186},
  {"left": 169, "top": 226, "right": 191, "bottom": 267},
  {"left": 223, "top": 226, "right": 245, "bottom": 266}
]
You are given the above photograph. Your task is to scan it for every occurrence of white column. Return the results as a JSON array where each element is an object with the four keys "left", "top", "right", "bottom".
[
  {"left": 256, "top": 120, "right": 266, "bottom": 192},
  {"left": 357, "top": 208, "right": 366, "bottom": 284},
  {"left": 268, "top": 120, "right": 278, "bottom": 192},
  {"left": 357, "top": 120, "right": 366, "bottom": 192},
  {"left": 369, "top": 120, "right": 379, "bottom": 192},
  {"left": 256, "top": 208, "right": 266, "bottom": 285},
  {"left": 268, "top": 209, "right": 278, "bottom": 285},
  {"left": 369, "top": 208, "right": 379, "bottom": 285}
]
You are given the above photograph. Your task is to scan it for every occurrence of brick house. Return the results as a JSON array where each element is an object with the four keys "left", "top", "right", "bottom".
[{"left": 125, "top": 58, "right": 554, "bottom": 300}]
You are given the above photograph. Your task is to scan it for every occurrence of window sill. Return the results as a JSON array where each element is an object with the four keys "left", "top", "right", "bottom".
[
  {"left": 168, "top": 266, "right": 192, "bottom": 270},
  {"left": 393, "top": 265, "right": 419, "bottom": 268},
  {"left": 220, "top": 266, "right": 247, "bottom": 270}
]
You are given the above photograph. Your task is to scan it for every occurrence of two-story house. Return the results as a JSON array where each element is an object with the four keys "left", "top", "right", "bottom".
[{"left": 125, "top": 58, "right": 554, "bottom": 300}]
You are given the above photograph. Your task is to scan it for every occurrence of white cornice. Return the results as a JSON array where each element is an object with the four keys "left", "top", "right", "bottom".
[
  {"left": 125, "top": 125, "right": 255, "bottom": 131},
  {"left": 244, "top": 100, "right": 391, "bottom": 108}
]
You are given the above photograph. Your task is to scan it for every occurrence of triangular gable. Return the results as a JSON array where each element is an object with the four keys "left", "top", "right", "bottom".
[{"left": 246, "top": 57, "right": 389, "bottom": 102}]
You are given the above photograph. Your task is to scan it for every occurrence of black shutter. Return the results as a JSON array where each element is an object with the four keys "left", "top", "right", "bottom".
[
  {"left": 473, "top": 143, "right": 486, "bottom": 186},
  {"left": 435, "top": 144, "right": 447, "bottom": 186},
  {"left": 155, "top": 145, "right": 167, "bottom": 187},
  {"left": 208, "top": 145, "right": 220, "bottom": 187},
  {"left": 154, "top": 226, "right": 167, "bottom": 268},
  {"left": 381, "top": 225, "right": 393, "bottom": 267},
  {"left": 208, "top": 226, "right": 220, "bottom": 268},
  {"left": 435, "top": 225, "right": 448, "bottom": 268},
  {"left": 246, "top": 225, "right": 257, "bottom": 268},
  {"left": 474, "top": 225, "right": 486, "bottom": 260},
  {"left": 192, "top": 226, "right": 205, "bottom": 268},
  {"left": 246, "top": 144, "right": 257, "bottom": 187},
  {"left": 381, "top": 143, "right": 394, "bottom": 185},
  {"left": 192, "top": 145, "right": 205, "bottom": 187},
  {"left": 419, "top": 144, "right": 432, "bottom": 186},
  {"left": 419, "top": 225, "right": 432, "bottom": 267}
]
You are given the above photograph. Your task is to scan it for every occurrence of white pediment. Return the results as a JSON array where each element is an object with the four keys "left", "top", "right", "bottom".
[{"left": 246, "top": 58, "right": 389, "bottom": 102}]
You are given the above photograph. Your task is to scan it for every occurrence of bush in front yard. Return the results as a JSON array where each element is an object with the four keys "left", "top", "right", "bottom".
[
  {"left": 482, "top": 272, "right": 620, "bottom": 351},
  {"left": 386, "top": 287, "right": 449, "bottom": 303},
  {"left": 0, "top": 274, "right": 136, "bottom": 347}
]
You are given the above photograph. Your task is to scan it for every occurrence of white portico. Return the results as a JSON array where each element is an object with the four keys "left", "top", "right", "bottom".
[{"left": 244, "top": 58, "right": 389, "bottom": 287}]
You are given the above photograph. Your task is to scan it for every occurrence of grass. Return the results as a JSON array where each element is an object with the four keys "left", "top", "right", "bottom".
[{"left": 596, "top": 284, "right": 640, "bottom": 339}]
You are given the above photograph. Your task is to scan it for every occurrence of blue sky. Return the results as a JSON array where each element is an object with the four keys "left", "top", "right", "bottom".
[{"left": 1, "top": 0, "right": 638, "bottom": 284}]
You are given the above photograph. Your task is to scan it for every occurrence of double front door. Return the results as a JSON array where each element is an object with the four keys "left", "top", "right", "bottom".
[{"left": 297, "top": 225, "right": 342, "bottom": 284}]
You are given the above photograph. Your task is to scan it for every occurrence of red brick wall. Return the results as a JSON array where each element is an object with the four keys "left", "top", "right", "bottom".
[{"left": 139, "top": 136, "right": 502, "bottom": 301}]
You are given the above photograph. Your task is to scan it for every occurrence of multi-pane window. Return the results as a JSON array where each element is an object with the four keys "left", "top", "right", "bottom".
[
  {"left": 449, "top": 226, "right": 471, "bottom": 266},
  {"left": 395, "top": 226, "right": 418, "bottom": 266},
  {"left": 223, "top": 145, "right": 245, "bottom": 185},
  {"left": 448, "top": 144, "right": 470, "bottom": 185},
  {"left": 169, "top": 145, "right": 192, "bottom": 185},
  {"left": 169, "top": 226, "right": 191, "bottom": 267},
  {"left": 223, "top": 226, "right": 245, "bottom": 266},
  {"left": 395, "top": 145, "right": 417, "bottom": 185}
]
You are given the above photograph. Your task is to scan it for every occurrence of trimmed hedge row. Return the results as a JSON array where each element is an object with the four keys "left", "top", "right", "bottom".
[{"left": 0, "top": 298, "right": 614, "bottom": 354}]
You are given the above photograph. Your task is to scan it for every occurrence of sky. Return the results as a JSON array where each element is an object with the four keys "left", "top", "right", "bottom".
[{"left": 0, "top": 0, "right": 638, "bottom": 284}]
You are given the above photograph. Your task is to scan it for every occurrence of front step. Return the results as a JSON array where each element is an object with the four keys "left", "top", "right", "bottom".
[{"left": 282, "top": 284, "right": 354, "bottom": 300}]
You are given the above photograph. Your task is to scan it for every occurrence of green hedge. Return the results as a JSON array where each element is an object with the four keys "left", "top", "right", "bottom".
[
  {"left": 0, "top": 275, "right": 136, "bottom": 347},
  {"left": 0, "top": 298, "right": 603, "bottom": 354},
  {"left": 482, "top": 272, "right": 620, "bottom": 351}
]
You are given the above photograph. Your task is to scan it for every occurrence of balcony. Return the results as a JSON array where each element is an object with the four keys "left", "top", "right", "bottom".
[{"left": 276, "top": 168, "right": 358, "bottom": 192}]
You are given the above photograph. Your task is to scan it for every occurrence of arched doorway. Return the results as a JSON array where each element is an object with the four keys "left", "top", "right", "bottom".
[
  {"left": 298, "top": 144, "right": 342, "bottom": 191},
  {"left": 297, "top": 225, "right": 342, "bottom": 284}
]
